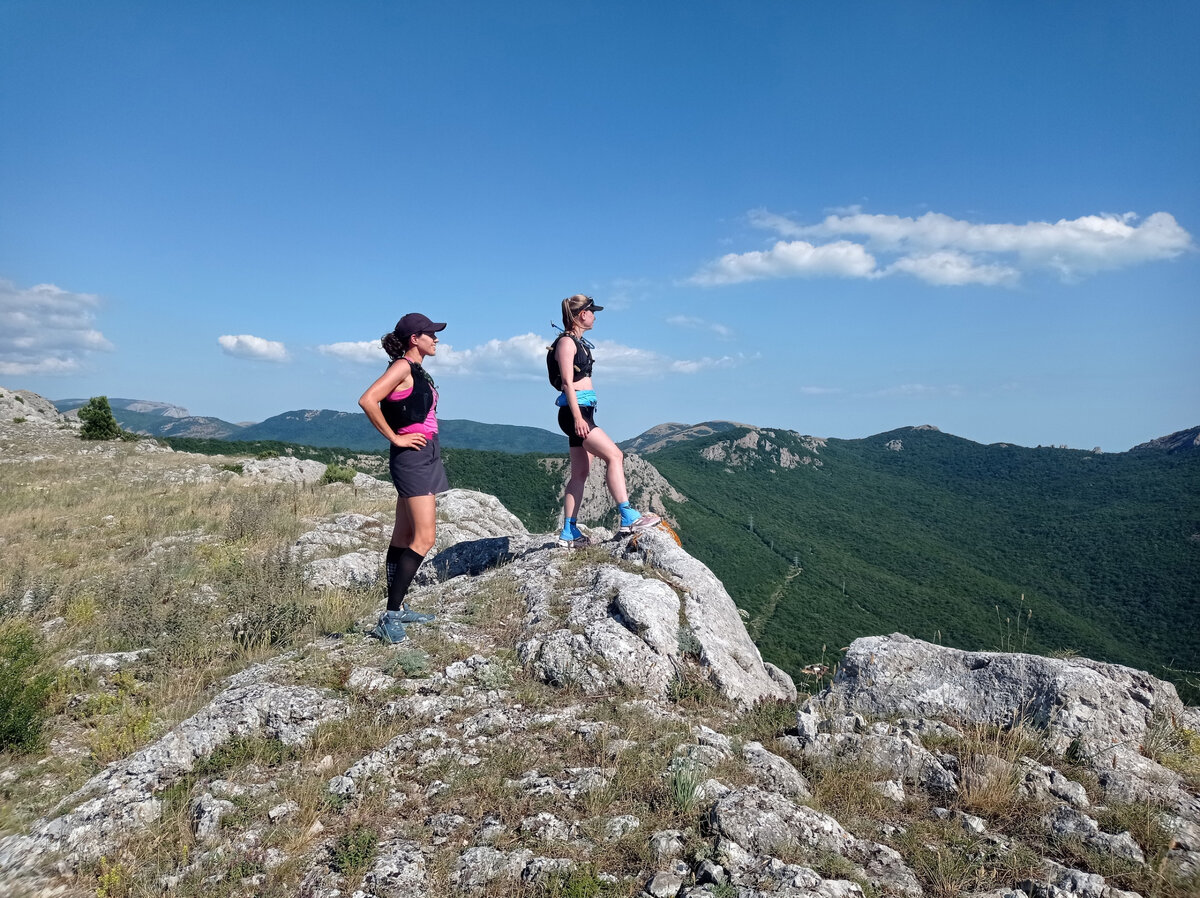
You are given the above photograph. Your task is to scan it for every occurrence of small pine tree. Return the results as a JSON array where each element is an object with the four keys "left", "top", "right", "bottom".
[{"left": 78, "top": 395, "right": 121, "bottom": 440}]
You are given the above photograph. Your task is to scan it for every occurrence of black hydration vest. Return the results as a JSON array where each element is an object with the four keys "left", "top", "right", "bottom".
[
  {"left": 547, "top": 334, "right": 594, "bottom": 391},
  {"left": 380, "top": 361, "right": 436, "bottom": 431}
]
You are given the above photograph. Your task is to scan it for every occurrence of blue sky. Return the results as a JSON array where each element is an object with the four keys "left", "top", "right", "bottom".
[{"left": 2, "top": 1, "right": 1196, "bottom": 451}]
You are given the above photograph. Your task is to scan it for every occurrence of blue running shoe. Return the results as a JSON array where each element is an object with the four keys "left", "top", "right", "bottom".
[
  {"left": 397, "top": 605, "right": 436, "bottom": 624},
  {"left": 558, "top": 532, "right": 592, "bottom": 548},
  {"left": 370, "top": 611, "right": 407, "bottom": 644}
]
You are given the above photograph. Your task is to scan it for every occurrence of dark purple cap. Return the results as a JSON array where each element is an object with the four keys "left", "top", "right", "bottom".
[{"left": 394, "top": 312, "right": 447, "bottom": 338}]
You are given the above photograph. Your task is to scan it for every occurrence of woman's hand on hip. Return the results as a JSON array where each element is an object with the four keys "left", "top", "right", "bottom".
[
  {"left": 394, "top": 432, "right": 428, "bottom": 449},
  {"left": 574, "top": 416, "right": 591, "bottom": 438}
]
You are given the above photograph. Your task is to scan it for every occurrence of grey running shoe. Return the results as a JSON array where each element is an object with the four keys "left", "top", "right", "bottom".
[
  {"left": 619, "top": 511, "right": 661, "bottom": 534},
  {"left": 370, "top": 611, "right": 407, "bottom": 644},
  {"left": 558, "top": 533, "right": 592, "bottom": 548},
  {"left": 397, "top": 605, "right": 436, "bottom": 624}
]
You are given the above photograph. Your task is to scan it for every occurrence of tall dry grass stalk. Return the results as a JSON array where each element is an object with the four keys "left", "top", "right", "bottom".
[{"left": 0, "top": 442, "right": 393, "bottom": 829}]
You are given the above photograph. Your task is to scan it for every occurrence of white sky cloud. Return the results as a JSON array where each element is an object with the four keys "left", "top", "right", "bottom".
[
  {"left": 666, "top": 315, "right": 734, "bottom": 339},
  {"left": 217, "top": 334, "right": 289, "bottom": 362},
  {"left": 690, "top": 240, "right": 879, "bottom": 286},
  {"left": 317, "top": 341, "right": 388, "bottom": 364},
  {"left": 885, "top": 251, "right": 1019, "bottom": 286},
  {"left": 695, "top": 208, "right": 1195, "bottom": 286},
  {"left": 0, "top": 279, "right": 114, "bottom": 376},
  {"left": 317, "top": 332, "right": 739, "bottom": 381}
]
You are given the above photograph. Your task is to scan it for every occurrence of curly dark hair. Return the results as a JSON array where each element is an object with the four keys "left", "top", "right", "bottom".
[{"left": 382, "top": 321, "right": 424, "bottom": 360}]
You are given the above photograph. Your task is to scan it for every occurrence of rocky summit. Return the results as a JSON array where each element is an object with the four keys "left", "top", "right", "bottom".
[{"left": 0, "top": 395, "right": 1198, "bottom": 898}]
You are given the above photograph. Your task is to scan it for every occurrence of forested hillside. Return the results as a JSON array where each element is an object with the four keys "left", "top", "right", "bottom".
[{"left": 646, "top": 425, "right": 1200, "bottom": 701}]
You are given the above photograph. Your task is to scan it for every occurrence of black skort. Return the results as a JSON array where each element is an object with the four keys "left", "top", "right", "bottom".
[{"left": 389, "top": 432, "right": 450, "bottom": 497}]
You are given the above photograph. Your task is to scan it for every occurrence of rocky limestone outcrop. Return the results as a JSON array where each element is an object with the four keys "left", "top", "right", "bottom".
[
  {"left": 0, "top": 386, "right": 72, "bottom": 429},
  {"left": 0, "top": 676, "right": 348, "bottom": 875},
  {"left": 1131, "top": 425, "right": 1200, "bottom": 454},
  {"left": 570, "top": 451, "right": 687, "bottom": 528},
  {"left": 820, "top": 633, "right": 1192, "bottom": 759},
  {"left": 700, "top": 428, "right": 826, "bottom": 470},
  {"left": 793, "top": 633, "right": 1200, "bottom": 891},
  {"left": 514, "top": 526, "right": 796, "bottom": 709}
]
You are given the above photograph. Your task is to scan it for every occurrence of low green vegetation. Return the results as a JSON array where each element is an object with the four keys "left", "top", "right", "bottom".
[
  {"left": 0, "top": 619, "right": 54, "bottom": 753},
  {"left": 320, "top": 462, "right": 357, "bottom": 484},
  {"left": 441, "top": 448, "right": 561, "bottom": 531}
]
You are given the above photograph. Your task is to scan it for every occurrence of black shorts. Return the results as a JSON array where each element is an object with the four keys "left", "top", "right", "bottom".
[
  {"left": 389, "top": 432, "right": 450, "bottom": 497},
  {"left": 557, "top": 405, "right": 596, "bottom": 448}
]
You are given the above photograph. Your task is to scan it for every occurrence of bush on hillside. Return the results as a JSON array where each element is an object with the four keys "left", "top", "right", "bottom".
[
  {"left": 78, "top": 395, "right": 122, "bottom": 441},
  {"left": 321, "top": 463, "right": 357, "bottom": 485},
  {"left": 0, "top": 620, "right": 54, "bottom": 753}
]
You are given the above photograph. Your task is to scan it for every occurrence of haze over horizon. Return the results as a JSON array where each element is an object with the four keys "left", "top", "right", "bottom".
[{"left": 2, "top": 2, "right": 1197, "bottom": 453}]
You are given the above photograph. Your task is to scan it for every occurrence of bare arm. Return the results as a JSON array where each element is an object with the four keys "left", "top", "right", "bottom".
[
  {"left": 358, "top": 359, "right": 428, "bottom": 449},
  {"left": 556, "top": 337, "right": 590, "bottom": 439}
]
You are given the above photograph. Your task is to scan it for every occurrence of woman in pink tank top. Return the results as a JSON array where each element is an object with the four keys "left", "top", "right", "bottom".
[{"left": 359, "top": 312, "right": 449, "bottom": 644}]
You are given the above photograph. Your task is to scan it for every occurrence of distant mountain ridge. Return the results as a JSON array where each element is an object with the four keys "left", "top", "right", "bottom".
[
  {"left": 54, "top": 397, "right": 191, "bottom": 418},
  {"left": 53, "top": 397, "right": 564, "bottom": 454},
  {"left": 1132, "top": 425, "right": 1200, "bottom": 454}
]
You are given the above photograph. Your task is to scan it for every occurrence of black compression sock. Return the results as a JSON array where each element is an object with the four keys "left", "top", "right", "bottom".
[
  {"left": 386, "top": 548, "right": 426, "bottom": 612},
  {"left": 385, "top": 545, "right": 404, "bottom": 592}
]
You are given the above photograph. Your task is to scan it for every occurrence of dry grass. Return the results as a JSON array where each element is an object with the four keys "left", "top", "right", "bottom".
[
  {"left": 949, "top": 721, "right": 1047, "bottom": 823},
  {"left": 0, "top": 439, "right": 393, "bottom": 831}
]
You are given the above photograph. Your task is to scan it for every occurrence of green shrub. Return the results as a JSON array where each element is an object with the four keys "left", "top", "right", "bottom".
[
  {"left": 11, "top": 417, "right": 26, "bottom": 424},
  {"left": 219, "top": 463, "right": 244, "bottom": 474},
  {"left": 383, "top": 647, "right": 430, "bottom": 678},
  {"left": 668, "top": 762, "right": 702, "bottom": 813},
  {"left": 0, "top": 620, "right": 54, "bottom": 753},
  {"left": 330, "top": 825, "right": 378, "bottom": 876},
  {"left": 321, "top": 463, "right": 357, "bottom": 485},
  {"left": 78, "top": 396, "right": 122, "bottom": 440},
  {"left": 540, "top": 867, "right": 618, "bottom": 897}
]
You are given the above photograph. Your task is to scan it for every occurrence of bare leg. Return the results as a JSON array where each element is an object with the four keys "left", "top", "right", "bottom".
[
  {"left": 404, "top": 494, "right": 438, "bottom": 556},
  {"left": 391, "top": 496, "right": 414, "bottom": 548},
  {"left": 581, "top": 426, "right": 628, "bottom": 505},
  {"left": 563, "top": 446, "right": 590, "bottom": 522}
]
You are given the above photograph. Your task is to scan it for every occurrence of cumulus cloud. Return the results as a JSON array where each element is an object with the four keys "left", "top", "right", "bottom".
[
  {"left": 0, "top": 279, "right": 114, "bottom": 376},
  {"left": 884, "top": 251, "right": 1019, "bottom": 286},
  {"left": 217, "top": 334, "right": 289, "bottom": 362},
  {"left": 317, "top": 341, "right": 388, "bottom": 365},
  {"left": 694, "top": 207, "right": 1194, "bottom": 286},
  {"left": 316, "top": 332, "right": 739, "bottom": 381},
  {"left": 690, "top": 240, "right": 879, "bottom": 286},
  {"left": 431, "top": 333, "right": 549, "bottom": 378},
  {"left": 666, "top": 315, "right": 734, "bottom": 339}
]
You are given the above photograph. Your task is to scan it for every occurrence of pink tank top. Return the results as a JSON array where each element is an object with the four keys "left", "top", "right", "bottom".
[{"left": 386, "top": 385, "right": 439, "bottom": 438}]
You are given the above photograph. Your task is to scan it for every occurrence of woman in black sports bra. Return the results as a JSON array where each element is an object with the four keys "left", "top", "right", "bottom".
[
  {"left": 553, "top": 294, "right": 660, "bottom": 547},
  {"left": 359, "top": 312, "right": 448, "bottom": 643}
]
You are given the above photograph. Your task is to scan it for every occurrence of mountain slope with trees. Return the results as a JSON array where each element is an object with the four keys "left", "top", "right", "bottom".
[{"left": 642, "top": 424, "right": 1200, "bottom": 701}]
